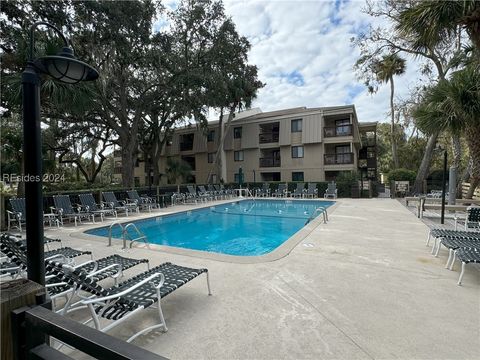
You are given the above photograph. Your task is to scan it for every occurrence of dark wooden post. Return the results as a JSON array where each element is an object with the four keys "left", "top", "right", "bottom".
[{"left": 1, "top": 279, "right": 45, "bottom": 360}]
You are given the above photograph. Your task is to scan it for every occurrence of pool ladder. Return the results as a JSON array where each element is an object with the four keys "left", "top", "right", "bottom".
[
  {"left": 305, "top": 207, "right": 328, "bottom": 225},
  {"left": 108, "top": 221, "right": 149, "bottom": 249}
]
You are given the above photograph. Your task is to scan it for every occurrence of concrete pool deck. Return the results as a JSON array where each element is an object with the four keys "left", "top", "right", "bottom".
[{"left": 44, "top": 198, "right": 479, "bottom": 359}]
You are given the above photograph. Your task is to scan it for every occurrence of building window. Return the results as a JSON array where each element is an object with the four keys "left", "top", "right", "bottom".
[
  {"left": 291, "top": 119, "right": 302, "bottom": 132},
  {"left": 208, "top": 152, "right": 215, "bottom": 163},
  {"left": 207, "top": 130, "right": 215, "bottom": 142},
  {"left": 234, "top": 127, "right": 242, "bottom": 139},
  {"left": 234, "top": 172, "right": 244, "bottom": 183},
  {"left": 291, "top": 146, "right": 304, "bottom": 158},
  {"left": 234, "top": 150, "right": 244, "bottom": 161},
  {"left": 292, "top": 172, "right": 304, "bottom": 181}
]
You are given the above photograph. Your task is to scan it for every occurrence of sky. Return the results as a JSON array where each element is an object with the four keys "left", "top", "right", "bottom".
[{"left": 213, "top": 0, "right": 422, "bottom": 123}]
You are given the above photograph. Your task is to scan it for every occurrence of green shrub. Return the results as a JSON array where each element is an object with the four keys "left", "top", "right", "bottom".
[
  {"left": 428, "top": 169, "right": 444, "bottom": 181},
  {"left": 387, "top": 168, "right": 416, "bottom": 183}
]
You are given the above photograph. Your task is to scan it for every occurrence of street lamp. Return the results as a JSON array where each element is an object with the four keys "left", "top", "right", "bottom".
[
  {"left": 435, "top": 145, "right": 448, "bottom": 224},
  {"left": 23, "top": 22, "right": 98, "bottom": 285}
]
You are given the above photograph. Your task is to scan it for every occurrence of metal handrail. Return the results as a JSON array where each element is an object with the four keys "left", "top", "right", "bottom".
[
  {"left": 108, "top": 221, "right": 124, "bottom": 247},
  {"left": 125, "top": 223, "right": 149, "bottom": 248},
  {"left": 305, "top": 206, "right": 328, "bottom": 225}
]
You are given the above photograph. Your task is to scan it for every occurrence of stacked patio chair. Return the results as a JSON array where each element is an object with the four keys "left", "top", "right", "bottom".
[
  {"left": 424, "top": 228, "right": 480, "bottom": 285},
  {"left": 126, "top": 190, "right": 159, "bottom": 212},
  {"left": 186, "top": 185, "right": 210, "bottom": 203},
  {"left": 0, "top": 235, "right": 61, "bottom": 278},
  {"left": 324, "top": 182, "right": 338, "bottom": 199},
  {"left": 449, "top": 247, "right": 480, "bottom": 285},
  {"left": 46, "top": 258, "right": 211, "bottom": 342},
  {"left": 79, "top": 193, "right": 117, "bottom": 221},
  {"left": 454, "top": 206, "right": 480, "bottom": 231},
  {"left": 256, "top": 183, "right": 270, "bottom": 197},
  {"left": 304, "top": 183, "right": 318, "bottom": 198},
  {"left": 171, "top": 192, "right": 185, "bottom": 205},
  {"left": 272, "top": 184, "right": 287, "bottom": 197},
  {"left": 208, "top": 185, "right": 222, "bottom": 200},
  {"left": 216, "top": 184, "right": 233, "bottom": 198},
  {"left": 103, "top": 192, "right": 139, "bottom": 216},
  {"left": 8, "top": 198, "right": 60, "bottom": 231},
  {"left": 198, "top": 185, "right": 214, "bottom": 201},
  {"left": 7, "top": 198, "right": 26, "bottom": 231},
  {"left": 0, "top": 233, "right": 149, "bottom": 311},
  {"left": 292, "top": 183, "right": 305, "bottom": 198},
  {"left": 53, "top": 195, "right": 94, "bottom": 226},
  {"left": 426, "top": 228, "right": 480, "bottom": 254}
]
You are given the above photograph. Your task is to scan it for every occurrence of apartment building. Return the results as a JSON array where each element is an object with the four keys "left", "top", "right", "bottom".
[{"left": 113, "top": 105, "right": 377, "bottom": 185}]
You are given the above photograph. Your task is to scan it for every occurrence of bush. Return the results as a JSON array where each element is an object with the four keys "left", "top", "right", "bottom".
[
  {"left": 387, "top": 168, "right": 416, "bottom": 183},
  {"left": 428, "top": 169, "right": 445, "bottom": 181}
]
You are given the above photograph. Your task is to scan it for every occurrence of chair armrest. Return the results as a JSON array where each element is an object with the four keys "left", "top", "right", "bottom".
[
  {"left": 81, "top": 272, "right": 165, "bottom": 304},
  {"left": 102, "top": 201, "right": 114, "bottom": 209},
  {"left": 86, "top": 263, "right": 123, "bottom": 279},
  {"left": 45, "top": 253, "right": 69, "bottom": 263},
  {"left": 46, "top": 281, "right": 69, "bottom": 288},
  {"left": 73, "top": 259, "right": 99, "bottom": 273}
]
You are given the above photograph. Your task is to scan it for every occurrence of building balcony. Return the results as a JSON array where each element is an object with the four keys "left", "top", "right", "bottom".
[
  {"left": 324, "top": 153, "right": 354, "bottom": 165},
  {"left": 113, "top": 150, "right": 121, "bottom": 158},
  {"left": 324, "top": 124, "right": 353, "bottom": 137},
  {"left": 259, "top": 157, "right": 281, "bottom": 167},
  {"left": 113, "top": 167, "right": 122, "bottom": 174},
  {"left": 259, "top": 132, "right": 279, "bottom": 144},
  {"left": 179, "top": 143, "right": 193, "bottom": 151}
]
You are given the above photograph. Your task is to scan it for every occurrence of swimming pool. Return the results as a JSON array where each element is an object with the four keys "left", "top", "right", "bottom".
[{"left": 85, "top": 199, "right": 333, "bottom": 256}]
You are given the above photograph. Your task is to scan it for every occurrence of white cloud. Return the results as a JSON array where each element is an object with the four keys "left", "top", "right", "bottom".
[{"left": 222, "top": 0, "right": 424, "bottom": 123}]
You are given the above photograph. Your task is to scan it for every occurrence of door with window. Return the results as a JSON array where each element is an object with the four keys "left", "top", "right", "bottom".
[
  {"left": 335, "top": 119, "right": 351, "bottom": 136},
  {"left": 335, "top": 145, "right": 351, "bottom": 164}
]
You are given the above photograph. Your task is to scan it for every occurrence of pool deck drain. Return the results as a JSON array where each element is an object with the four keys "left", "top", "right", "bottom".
[{"left": 39, "top": 198, "right": 478, "bottom": 359}]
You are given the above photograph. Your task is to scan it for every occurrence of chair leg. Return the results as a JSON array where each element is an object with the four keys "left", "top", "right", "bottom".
[
  {"left": 457, "top": 262, "right": 466, "bottom": 285},
  {"left": 434, "top": 242, "right": 442, "bottom": 257},
  {"left": 431, "top": 238, "right": 438, "bottom": 255},
  {"left": 449, "top": 250, "right": 457, "bottom": 271},
  {"left": 426, "top": 232, "right": 431, "bottom": 247},
  {"left": 445, "top": 249, "right": 453, "bottom": 269}
]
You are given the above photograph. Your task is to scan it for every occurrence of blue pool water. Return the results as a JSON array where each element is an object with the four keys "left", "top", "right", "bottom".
[{"left": 85, "top": 199, "right": 333, "bottom": 256}]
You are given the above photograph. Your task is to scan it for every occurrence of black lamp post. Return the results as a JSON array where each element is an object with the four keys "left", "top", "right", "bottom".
[
  {"left": 23, "top": 22, "right": 98, "bottom": 285},
  {"left": 440, "top": 149, "right": 448, "bottom": 224}
]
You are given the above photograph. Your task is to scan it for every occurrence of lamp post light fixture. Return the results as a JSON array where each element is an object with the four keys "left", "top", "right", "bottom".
[{"left": 23, "top": 21, "right": 98, "bottom": 285}]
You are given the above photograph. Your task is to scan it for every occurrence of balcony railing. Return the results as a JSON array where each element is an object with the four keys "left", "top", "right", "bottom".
[
  {"left": 259, "top": 132, "right": 279, "bottom": 144},
  {"left": 324, "top": 152, "right": 354, "bottom": 165},
  {"left": 259, "top": 157, "right": 281, "bottom": 167},
  {"left": 113, "top": 167, "right": 122, "bottom": 174},
  {"left": 324, "top": 124, "right": 353, "bottom": 137},
  {"left": 180, "top": 143, "right": 193, "bottom": 151},
  {"left": 113, "top": 150, "right": 121, "bottom": 157}
]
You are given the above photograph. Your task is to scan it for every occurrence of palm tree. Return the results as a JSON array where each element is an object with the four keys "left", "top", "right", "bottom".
[
  {"left": 397, "top": 1, "right": 480, "bottom": 54},
  {"left": 395, "top": 0, "right": 480, "bottom": 194},
  {"left": 414, "top": 66, "right": 480, "bottom": 198},
  {"left": 372, "top": 53, "right": 406, "bottom": 169},
  {"left": 165, "top": 158, "right": 192, "bottom": 192}
]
